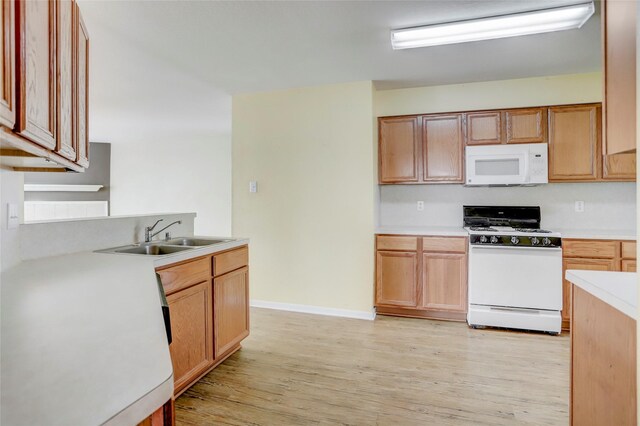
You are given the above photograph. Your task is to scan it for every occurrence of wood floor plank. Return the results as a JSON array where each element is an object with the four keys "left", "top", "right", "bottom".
[{"left": 176, "top": 308, "right": 569, "bottom": 425}]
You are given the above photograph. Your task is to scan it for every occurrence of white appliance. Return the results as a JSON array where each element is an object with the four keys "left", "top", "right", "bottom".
[
  {"left": 465, "top": 143, "right": 548, "bottom": 186},
  {"left": 464, "top": 206, "right": 562, "bottom": 334}
]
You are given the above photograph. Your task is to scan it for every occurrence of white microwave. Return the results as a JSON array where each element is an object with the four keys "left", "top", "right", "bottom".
[{"left": 465, "top": 143, "right": 548, "bottom": 186}]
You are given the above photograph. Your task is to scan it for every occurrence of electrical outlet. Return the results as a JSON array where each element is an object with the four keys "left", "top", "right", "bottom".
[
  {"left": 575, "top": 201, "right": 585, "bottom": 213},
  {"left": 417, "top": 201, "right": 424, "bottom": 211}
]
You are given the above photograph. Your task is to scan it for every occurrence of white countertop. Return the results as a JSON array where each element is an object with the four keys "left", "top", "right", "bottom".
[
  {"left": 565, "top": 270, "right": 638, "bottom": 319},
  {"left": 376, "top": 226, "right": 468, "bottom": 237},
  {"left": 1, "top": 253, "right": 174, "bottom": 426},
  {"left": 0, "top": 237, "right": 249, "bottom": 425},
  {"left": 555, "top": 228, "right": 636, "bottom": 240}
]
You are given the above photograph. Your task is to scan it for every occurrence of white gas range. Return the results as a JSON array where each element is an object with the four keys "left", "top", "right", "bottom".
[{"left": 464, "top": 206, "right": 562, "bottom": 334}]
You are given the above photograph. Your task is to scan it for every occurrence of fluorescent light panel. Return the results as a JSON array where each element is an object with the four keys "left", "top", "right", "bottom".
[{"left": 391, "top": 1, "right": 595, "bottom": 49}]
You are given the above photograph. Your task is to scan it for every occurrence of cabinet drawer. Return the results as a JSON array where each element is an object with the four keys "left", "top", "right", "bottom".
[
  {"left": 157, "top": 257, "right": 211, "bottom": 295},
  {"left": 376, "top": 235, "right": 418, "bottom": 251},
  {"left": 621, "top": 241, "right": 636, "bottom": 259},
  {"left": 563, "top": 239, "right": 618, "bottom": 259},
  {"left": 422, "top": 237, "right": 467, "bottom": 253},
  {"left": 214, "top": 246, "right": 249, "bottom": 276}
]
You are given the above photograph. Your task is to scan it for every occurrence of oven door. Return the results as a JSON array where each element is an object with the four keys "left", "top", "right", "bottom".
[
  {"left": 468, "top": 245, "right": 562, "bottom": 311},
  {"left": 465, "top": 152, "right": 528, "bottom": 186}
]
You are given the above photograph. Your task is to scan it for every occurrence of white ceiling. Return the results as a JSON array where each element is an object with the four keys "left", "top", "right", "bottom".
[{"left": 78, "top": 0, "right": 601, "bottom": 142}]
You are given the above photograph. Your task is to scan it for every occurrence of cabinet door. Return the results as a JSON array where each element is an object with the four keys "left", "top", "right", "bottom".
[
  {"left": 602, "top": 0, "right": 636, "bottom": 155},
  {"left": 466, "top": 111, "right": 501, "bottom": 145},
  {"left": 378, "top": 116, "right": 420, "bottom": 183},
  {"left": 167, "top": 280, "right": 214, "bottom": 394},
  {"left": 421, "top": 253, "right": 467, "bottom": 312},
  {"left": 504, "top": 108, "right": 547, "bottom": 144},
  {"left": 603, "top": 153, "right": 636, "bottom": 181},
  {"left": 548, "top": 105, "right": 600, "bottom": 181},
  {"left": 561, "top": 257, "right": 617, "bottom": 329},
  {"left": 621, "top": 260, "right": 636, "bottom": 272},
  {"left": 16, "top": 0, "right": 56, "bottom": 149},
  {"left": 0, "top": 0, "right": 15, "bottom": 128},
  {"left": 375, "top": 251, "right": 418, "bottom": 307},
  {"left": 56, "top": 0, "right": 75, "bottom": 161},
  {"left": 74, "top": 3, "right": 89, "bottom": 167},
  {"left": 422, "top": 114, "right": 464, "bottom": 182},
  {"left": 214, "top": 267, "right": 249, "bottom": 358}
]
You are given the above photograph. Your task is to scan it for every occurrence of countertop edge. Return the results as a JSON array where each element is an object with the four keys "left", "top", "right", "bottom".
[
  {"left": 102, "top": 374, "right": 173, "bottom": 426},
  {"left": 375, "top": 228, "right": 468, "bottom": 237},
  {"left": 566, "top": 270, "right": 637, "bottom": 320}
]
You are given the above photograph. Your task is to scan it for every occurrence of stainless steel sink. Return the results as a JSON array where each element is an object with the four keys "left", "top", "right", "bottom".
[
  {"left": 114, "top": 245, "right": 193, "bottom": 255},
  {"left": 164, "top": 237, "right": 231, "bottom": 246}
]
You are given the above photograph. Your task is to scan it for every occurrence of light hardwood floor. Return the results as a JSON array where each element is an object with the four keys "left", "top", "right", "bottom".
[{"left": 176, "top": 308, "right": 569, "bottom": 425}]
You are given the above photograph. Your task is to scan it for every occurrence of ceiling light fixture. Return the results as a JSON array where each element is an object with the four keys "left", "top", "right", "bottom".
[{"left": 390, "top": 1, "right": 595, "bottom": 50}]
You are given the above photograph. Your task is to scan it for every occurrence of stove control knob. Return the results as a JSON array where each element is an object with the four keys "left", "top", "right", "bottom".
[
  {"left": 510, "top": 236, "right": 520, "bottom": 245},
  {"left": 531, "top": 237, "right": 540, "bottom": 245},
  {"left": 479, "top": 235, "right": 488, "bottom": 243},
  {"left": 543, "top": 237, "right": 552, "bottom": 246},
  {"left": 490, "top": 236, "right": 499, "bottom": 244}
]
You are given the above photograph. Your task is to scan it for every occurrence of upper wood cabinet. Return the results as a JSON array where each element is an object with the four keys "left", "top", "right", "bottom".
[
  {"left": 466, "top": 111, "right": 501, "bottom": 145},
  {"left": 16, "top": 0, "right": 57, "bottom": 150},
  {"left": 74, "top": 3, "right": 89, "bottom": 168},
  {"left": 0, "top": 0, "right": 89, "bottom": 172},
  {"left": 602, "top": 0, "right": 636, "bottom": 155},
  {"left": 56, "top": 0, "right": 75, "bottom": 161},
  {"left": 548, "top": 105, "right": 600, "bottom": 181},
  {"left": 378, "top": 102, "right": 634, "bottom": 184},
  {"left": 548, "top": 103, "right": 635, "bottom": 182},
  {"left": 504, "top": 107, "right": 547, "bottom": 144},
  {"left": 378, "top": 116, "right": 420, "bottom": 183},
  {"left": 603, "top": 153, "right": 636, "bottom": 181},
  {"left": 0, "top": 0, "right": 15, "bottom": 129},
  {"left": 422, "top": 114, "right": 464, "bottom": 182}
]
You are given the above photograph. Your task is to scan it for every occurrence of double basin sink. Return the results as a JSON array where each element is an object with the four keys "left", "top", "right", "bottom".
[{"left": 99, "top": 237, "right": 232, "bottom": 256}]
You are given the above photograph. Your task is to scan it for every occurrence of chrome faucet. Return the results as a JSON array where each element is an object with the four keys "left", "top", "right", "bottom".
[{"left": 145, "top": 219, "right": 182, "bottom": 242}]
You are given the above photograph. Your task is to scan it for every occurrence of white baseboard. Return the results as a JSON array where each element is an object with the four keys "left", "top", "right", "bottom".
[{"left": 250, "top": 299, "right": 376, "bottom": 321}]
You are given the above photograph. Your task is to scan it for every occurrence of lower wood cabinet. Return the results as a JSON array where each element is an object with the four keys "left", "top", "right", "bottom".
[
  {"left": 375, "top": 235, "right": 468, "bottom": 321},
  {"left": 375, "top": 250, "right": 418, "bottom": 307},
  {"left": 167, "top": 280, "right": 213, "bottom": 394},
  {"left": 156, "top": 245, "right": 250, "bottom": 397},
  {"left": 214, "top": 266, "right": 250, "bottom": 358},
  {"left": 137, "top": 399, "right": 174, "bottom": 426},
  {"left": 421, "top": 253, "right": 467, "bottom": 312},
  {"left": 571, "top": 286, "right": 637, "bottom": 425},
  {"left": 561, "top": 239, "right": 636, "bottom": 330}
]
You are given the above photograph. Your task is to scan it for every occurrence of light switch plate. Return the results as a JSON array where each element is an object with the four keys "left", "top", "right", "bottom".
[
  {"left": 249, "top": 181, "right": 257, "bottom": 193},
  {"left": 7, "top": 203, "right": 18, "bottom": 229}
]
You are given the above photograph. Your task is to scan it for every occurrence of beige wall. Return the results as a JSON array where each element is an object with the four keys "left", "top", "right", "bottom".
[
  {"left": 374, "top": 72, "right": 602, "bottom": 117},
  {"left": 232, "top": 81, "right": 376, "bottom": 314}
]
